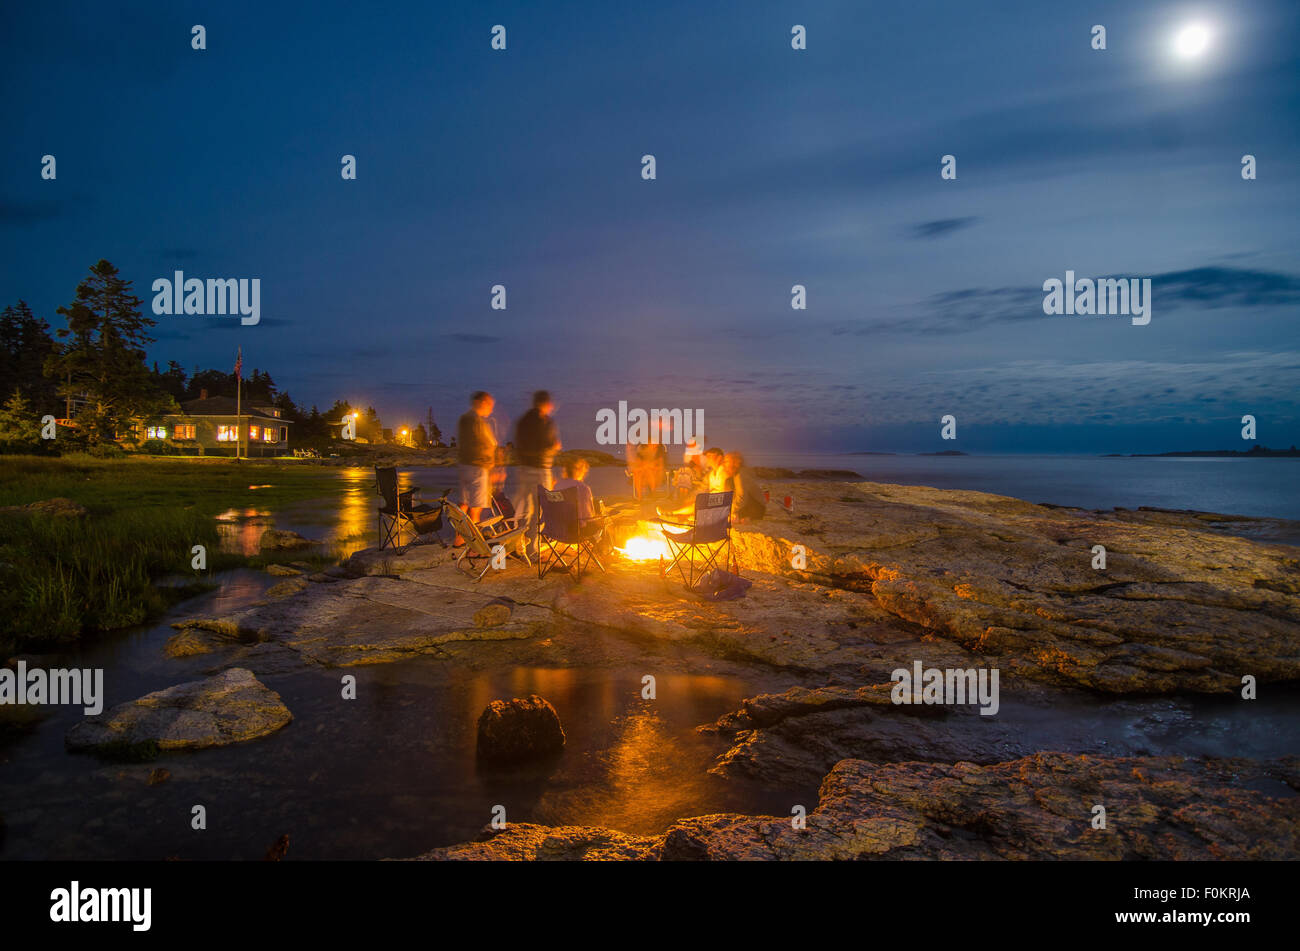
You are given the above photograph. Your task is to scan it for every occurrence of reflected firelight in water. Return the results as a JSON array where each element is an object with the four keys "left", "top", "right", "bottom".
[
  {"left": 215, "top": 508, "right": 274, "bottom": 556},
  {"left": 335, "top": 468, "right": 376, "bottom": 554}
]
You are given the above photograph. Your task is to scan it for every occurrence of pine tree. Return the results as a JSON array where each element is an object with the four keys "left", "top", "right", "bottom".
[
  {"left": 0, "top": 391, "right": 44, "bottom": 453},
  {"left": 45, "top": 260, "right": 169, "bottom": 442},
  {"left": 0, "top": 300, "right": 58, "bottom": 413}
]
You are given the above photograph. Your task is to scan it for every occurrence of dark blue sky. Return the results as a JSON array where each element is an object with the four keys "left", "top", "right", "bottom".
[{"left": 3, "top": 0, "right": 1298, "bottom": 452}]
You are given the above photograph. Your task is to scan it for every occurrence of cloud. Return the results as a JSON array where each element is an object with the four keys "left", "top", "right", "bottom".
[
  {"left": 910, "top": 217, "right": 979, "bottom": 239},
  {"left": 831, "top": 265, "right": 1300, "bottom": 336},
  {"left": 1155, "top": 267, "right": 1300, "bottom": 308}
]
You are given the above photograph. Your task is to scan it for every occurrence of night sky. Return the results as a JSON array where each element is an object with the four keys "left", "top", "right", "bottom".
[{"left": 3, "top": 1, "right": 1298, "bottom": 452}]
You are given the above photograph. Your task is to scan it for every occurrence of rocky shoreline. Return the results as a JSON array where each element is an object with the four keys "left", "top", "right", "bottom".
[{"left": 146, "top": 480, "right": 1300, "bottom": 859}]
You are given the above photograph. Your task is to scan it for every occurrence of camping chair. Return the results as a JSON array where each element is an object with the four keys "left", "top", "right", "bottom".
[
  {"left": 657, "top": 491, "right": 734, "bottom": 587},
  {"left": 536, "top": 487, "right": 606, "bottom": 580},
  {"left": 491, "top": 491, "right": 520, "bottom": 529},
  {"left": 375, "top": 466, "right": 446, "bottom": 553},
  {"left": 443, "top": 503, "right": 531, "bottom": 582}
]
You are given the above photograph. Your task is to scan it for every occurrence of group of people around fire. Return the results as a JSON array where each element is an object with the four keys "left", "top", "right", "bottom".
[{"left": 452, "top": 389, "right": 765, "bottom": 548}]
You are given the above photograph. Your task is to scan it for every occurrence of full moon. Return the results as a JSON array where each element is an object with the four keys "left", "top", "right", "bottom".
[{"left": 1174, "top": 22, "right": 1212, "bottom": 58}]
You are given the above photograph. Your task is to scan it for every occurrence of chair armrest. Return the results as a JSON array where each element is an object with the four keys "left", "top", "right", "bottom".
[{"left": 478, "top": 515, "right": 505, "bottom": 530}]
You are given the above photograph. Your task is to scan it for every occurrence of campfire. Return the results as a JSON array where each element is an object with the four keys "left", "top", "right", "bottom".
[{"left": 615, "top": 520, "right": 671, "bottom": 562}]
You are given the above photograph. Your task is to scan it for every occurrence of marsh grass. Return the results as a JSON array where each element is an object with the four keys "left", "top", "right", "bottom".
[{"left": 0, "top": 455, "right": 347, "bottom": 655}]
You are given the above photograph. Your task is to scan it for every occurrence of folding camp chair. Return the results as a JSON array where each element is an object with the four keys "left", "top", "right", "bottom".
[
  {"left": 536, "top": 487, "right": 606, "bottom": 580},
  {"left": 375, "top": 466, "right": 446, "bottom": 553},
  {"left": 491, "top": 491, "right": 520, "bottom": 530},
  {"left": 443, "top": 503, "right": 531, "bottom": 582},
  {"left": 657, "top": 491, "right": 734, "bottom": 587}
]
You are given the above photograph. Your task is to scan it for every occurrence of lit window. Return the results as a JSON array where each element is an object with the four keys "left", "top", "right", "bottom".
[
  {"left": 217, "top": 425, "right": 234, "bottom": 442},
  {"left": 249, "top": 425, "right": 260, "bottom": 440},
  {"left": 174, "top": 424, "right": 196, "bottom": 440},
  {"left": 146, "top": 426, "right": 168, "bottom": 439},
  {"left": 263, "top": 428, "right": 278, "bottom": 443}
]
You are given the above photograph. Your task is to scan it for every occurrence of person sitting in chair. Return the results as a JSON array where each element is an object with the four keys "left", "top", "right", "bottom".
[
  {"left": 703, "top": 447, "right": 728, "bottom": 493},
  {"left": 553, "top": 457, "right": 598, "bottom": 525},
  {"left": 723, "top": 451, "right": 765, "bottom": 524}
]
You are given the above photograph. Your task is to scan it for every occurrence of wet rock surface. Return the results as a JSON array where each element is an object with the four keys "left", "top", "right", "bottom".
[{"left": 414, "top": 753, "right": 1300, "bottom": 861}]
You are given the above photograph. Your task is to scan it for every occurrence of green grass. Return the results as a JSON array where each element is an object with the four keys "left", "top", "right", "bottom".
[
  {"left": 0, "top": 455, "right": 348, "bottom": 655},
  {"left": 0, "top": 454, "right": 344, "bottom": 512}
]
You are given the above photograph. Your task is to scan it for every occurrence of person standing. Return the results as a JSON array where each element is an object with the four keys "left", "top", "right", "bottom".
[
  {"left": 455, "top": 391, "right": 496, "bottom": 544},
  {"left": 512, "top": 390, "right": 561, "bottom": 555}
]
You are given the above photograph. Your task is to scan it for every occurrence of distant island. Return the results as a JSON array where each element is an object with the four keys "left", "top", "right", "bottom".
[
  {"left": 1104, "top": 445, "right": 1300, "bottom": 458},
  {"left": 846, "top": 450, "right": 969, "bottom": 456}
]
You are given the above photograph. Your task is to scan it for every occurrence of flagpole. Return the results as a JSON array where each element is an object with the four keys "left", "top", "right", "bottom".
[{"left": 235, "top": 347, "right": 242, "bottom": 461}]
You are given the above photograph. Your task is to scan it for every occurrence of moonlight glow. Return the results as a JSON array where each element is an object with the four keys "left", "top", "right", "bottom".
[{"left": 1174, "top": 22, "right": 1212, "bottom": 58}]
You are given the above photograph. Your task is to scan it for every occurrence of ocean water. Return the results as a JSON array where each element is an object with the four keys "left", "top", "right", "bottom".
[{"left": 737, "top": 452, "right": 1300, "bottom": 523}]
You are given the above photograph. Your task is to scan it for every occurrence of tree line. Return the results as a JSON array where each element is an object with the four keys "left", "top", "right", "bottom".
[{"left": 0, "top": 259, "right": 445, "bottom": 453}]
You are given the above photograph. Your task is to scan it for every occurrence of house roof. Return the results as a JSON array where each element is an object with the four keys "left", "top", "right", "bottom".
[{"left": 174, "top": 396, "right": 292, "bottom": 422}]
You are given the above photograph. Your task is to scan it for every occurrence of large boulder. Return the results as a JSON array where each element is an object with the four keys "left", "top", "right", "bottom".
[
  {"left": 66, "top": 668, "right": 291, "bottom": 754},
  {"left": 259, "top": 529, "right": 317, "bottom": 551},
  {"left": 476, "top": 695, "right": 565, "bottom": 763}
]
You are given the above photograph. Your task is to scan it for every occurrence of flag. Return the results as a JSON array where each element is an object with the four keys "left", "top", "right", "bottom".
[{"left": 234, "top": 347, "right": 242, "bottom": 381}]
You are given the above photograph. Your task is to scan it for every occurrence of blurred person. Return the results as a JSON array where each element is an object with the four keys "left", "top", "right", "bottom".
[
  {"left": 724, "top": 451, "right": 765, "bottom": 523},
  {"left": 490, "top": 445, "right": 508, "bottom": 496},
  {"left": 703, "top": 447, "right": 728, "bottom": 493},
  {"left": 553, "top": 456, "right": 598, "bottom": 524},
  {"left": 512, "top": 390, "right": 561, "bottom": 555},
  {"left": 455, "top": 391, "right": 496, "bottom": 544}
]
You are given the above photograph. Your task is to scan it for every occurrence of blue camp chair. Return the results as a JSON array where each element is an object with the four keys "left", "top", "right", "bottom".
[
  {"left": 657, "top": 491, "right": 733, "bottom": 587},
  {"left": 536, "top": 487, "right": 606, "bottom": 579}
]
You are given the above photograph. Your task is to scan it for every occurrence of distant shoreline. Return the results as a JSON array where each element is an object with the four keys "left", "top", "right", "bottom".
[{"left": 1103, "top": 447, "right": 1300, "bottom": 458}]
